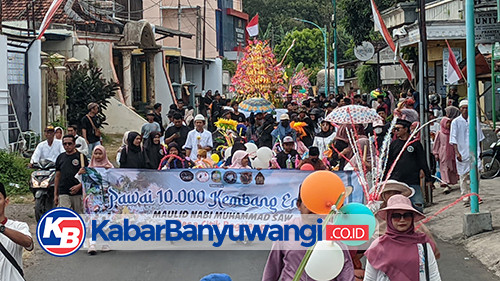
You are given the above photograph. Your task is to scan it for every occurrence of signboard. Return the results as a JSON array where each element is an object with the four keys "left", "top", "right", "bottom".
[
  {"left": 234, "top": 18, "right": 246, "bottom": 45},
  {"left": 337, "top": 68, "right": 345, "bottom": 87},
  {"left": 475, "top": 10, "right": 500, "bottom": 43},
  {"left": 443, "top": 47, "right": 462, "bottom": 85},
  {"left": 354, "top": 42, "right": 375, "bottom": 61},
  {"left": 82, "top": 169, "right": 363, "bottom": 222}
]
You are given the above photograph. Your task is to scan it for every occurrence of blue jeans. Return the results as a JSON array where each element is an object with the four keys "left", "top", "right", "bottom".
[
  {"left": 88, "top": 141, "right": 101, "bottom": 158},
  {"left": 409, "top": 184, "right": 424, "bottom": 213}
]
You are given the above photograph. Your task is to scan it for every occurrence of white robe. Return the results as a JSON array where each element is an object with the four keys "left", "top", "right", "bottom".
[{"left": 449, "top": 115, "right": 484, "bottom": 175}]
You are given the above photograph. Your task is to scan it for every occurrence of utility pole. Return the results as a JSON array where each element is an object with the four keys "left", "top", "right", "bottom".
[
  {"left": 327, "top": 24, "right": 331, "bottom": 95},
  {"left": 196, "top": 6, "right": 201, "bottom": 59},
  {"left": 466, "top": 0, "right": 479, "bottom": 213},
  {"left": 332, "top": 0, "right": 338, "bottom": 95},
  {"left": 178, "top": 0, "right": 182, "bottom": 85},
  {"left": 418, "top": 0, "right": 432, "bottom": 203},
  {"left": 201, "top": 0, "right": 206, "bottom": 91}
]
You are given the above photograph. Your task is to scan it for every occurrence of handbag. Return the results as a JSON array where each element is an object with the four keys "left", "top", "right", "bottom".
[
  {"left": 86, "top": 114, "right": 101, "bottom": 138},
  {"left": 0, "top": 240, "right": 25, "bottom": 280}
]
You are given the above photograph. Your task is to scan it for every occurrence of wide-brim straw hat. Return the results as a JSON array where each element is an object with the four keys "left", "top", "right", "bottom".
[
  {"left": 379, "top": 180, "right": 415, "bottom": 199},
  {"left": 376, "top": 194, "right": 425, "bottom": 222}
]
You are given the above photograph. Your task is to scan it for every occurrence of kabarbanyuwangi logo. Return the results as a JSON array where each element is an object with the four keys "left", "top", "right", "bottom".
[{"left": 36, "top": 208, "right": 86, "bottom": 257}]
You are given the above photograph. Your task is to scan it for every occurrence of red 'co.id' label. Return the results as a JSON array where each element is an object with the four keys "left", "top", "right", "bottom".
[{"left": 325, "top": 225, "right": 369, "bottom": 241}]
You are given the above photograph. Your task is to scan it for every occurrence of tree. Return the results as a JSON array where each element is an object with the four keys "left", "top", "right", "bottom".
[
  {"left": 337, "top": 0, "right": 396, "bottom": 45},
  {"left": 275, "top": 28, "right": 327, "bottom": 70},
  {"left": 356, "top": 64, "right": 378, "bottom": 92},
  {"left": 66, "top": 59, "right": 118, "bottom": 128}
]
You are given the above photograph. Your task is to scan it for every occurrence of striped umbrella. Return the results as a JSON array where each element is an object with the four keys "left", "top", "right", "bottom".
[{"left": 239, "top": 98, "right": 275, "bottom": 113}]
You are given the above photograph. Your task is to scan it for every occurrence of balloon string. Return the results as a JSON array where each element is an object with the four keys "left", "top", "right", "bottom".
[
  {"left": 415, "top": 193, "right": 482, "bottom": 231},
  {"left": 332, "top": 146, "right": 370, "bottom": 201}
]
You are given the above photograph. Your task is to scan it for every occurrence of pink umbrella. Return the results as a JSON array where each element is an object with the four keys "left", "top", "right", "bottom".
[{"left": 325, "top": 105, "right": 382, "bottom": 124}]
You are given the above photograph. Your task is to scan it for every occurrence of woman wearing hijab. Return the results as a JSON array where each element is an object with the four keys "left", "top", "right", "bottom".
[
  {"left": 432, "top": 117, "right": 458, "bottom": 193},
  {"left": 144, "top": 131, "right": 163, "bottom": 169},
  {"left": 257, "top": 114, "right": 275, "bottom": 148},
  {"left": 160, "top": 142, "right": 193, "bottom": 169},
  {"left": 229, "top": 150, "right": 251, "bottom": 169},
  {"left": 119, "top": 131, "right": 146, "bottom": 168},
  {"left": 85, "top": 145, "right": 113, "bottom": 255},
  {"left": 331, "top": 124, "right": 365, "bottom": 170},
  {"left": 225, "top": 141, "right": 246, "bottom": 167},
  {"left": 54, "top": 127, "right": 63, "bottom": 140},
  {"left": 365, "top": 195, "right": 441, "bottom": 281},
  {"left": 444, "top": 106, "right": 460, "bottom": 120},
  {"left": 116, "top": 131, "right": 130, "bottom": 166},
  {"left": 313, "top": 120, "right": 336, "bottom": 159}
]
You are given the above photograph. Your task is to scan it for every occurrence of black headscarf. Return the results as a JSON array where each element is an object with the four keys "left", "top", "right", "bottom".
[
  {"left": 316, "top": 120, "right": 334, "bottom": 138},
  {"left": 145, "top": 131, "right": 163, "bottom": 169},
  {"left": 120, "top": 131, "right": 145, "bottom": 168}
]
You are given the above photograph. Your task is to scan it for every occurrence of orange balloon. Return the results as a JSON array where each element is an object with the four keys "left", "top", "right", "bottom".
[
  {"left": 300, "top": 164, "right": 315, "bottom": 171},
  {"left": 300, "top": 171, "right": 346, "bottom": 214}
]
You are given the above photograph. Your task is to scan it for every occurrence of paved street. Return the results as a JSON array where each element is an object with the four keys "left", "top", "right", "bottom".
[{"left": 23, "top": 238, "right": 500, "bottom": 280}]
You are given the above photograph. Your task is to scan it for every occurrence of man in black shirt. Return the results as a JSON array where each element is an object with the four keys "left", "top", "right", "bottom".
[
  {"left": 81, "top": 102, "right": 101, "bottom": 154},
  {"left": 276, "top": 136, "right": 299, "bottom": 169},
  {"left": 153, "top": 103, "right": 165, "bottom": 135},
  {"left": 164, "top": 113, "right": 190, "bottom": 148},
  {"left": 386, "top": 119, "right": 431, "bottom": 212},
  {"left": 230, "top": 101, "right": 247, "bottom": 123},
  {"left": 54, "top": 135, "right": 88, "bottom": 213}
]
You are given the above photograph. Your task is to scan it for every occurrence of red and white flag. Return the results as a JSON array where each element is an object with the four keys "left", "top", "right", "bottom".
[
  {"left": 445, "top": 40, "right": 463, "bottom": 84},
  {"left": 246, "top": 14, "right": 259, "bottom": 37},
  {"left": 370, "top": 0, "right": 413, "bottom": 81},
  {"left": 37, "top": 0, "right": 65, "bottom": 40}
]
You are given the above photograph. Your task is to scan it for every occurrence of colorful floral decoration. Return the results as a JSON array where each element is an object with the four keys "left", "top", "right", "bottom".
[
  {"left": 283, "top": 68, "right": 311, "bottom": 105},
  {"left": 230, "top": 40, "right": 286, "bottom": 106}
]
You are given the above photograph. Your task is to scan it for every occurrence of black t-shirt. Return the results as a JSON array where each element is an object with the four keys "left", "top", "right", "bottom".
[
  {"left": 153, "top": 113, "right": 164, "bottom": 135},
  {"left": 231, "top": 112, "right": 246, "bottom": 123},
  {"left": 164, "top": 125, "right": 190, "bottom": 148},
  {"left": 81, "top": 115, "right": 101, "bottom": 143},
  {"left": 386, "top": 138, "right": 431, "bottom": 185},
  {"left": 56, "top": 152, "right": 88, "bottom": 195},
  {"left": 276, "top": 150, "right": 299, "bottom": 169}
]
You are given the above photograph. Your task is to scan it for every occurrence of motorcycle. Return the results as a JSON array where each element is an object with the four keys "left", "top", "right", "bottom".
[
  {"left": 30, "top": 160, "right": 56, "bottom": 222},
  {"left": 480, "top": 131, "right": 500, "bottom": 179}
]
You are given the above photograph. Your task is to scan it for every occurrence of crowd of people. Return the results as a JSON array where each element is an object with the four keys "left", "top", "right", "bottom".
[{"left": 21, "top": 87, "right": 484, "bottom": 279}]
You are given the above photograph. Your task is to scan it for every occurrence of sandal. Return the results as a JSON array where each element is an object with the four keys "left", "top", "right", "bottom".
[{"left": 101, "top": 245, "right": 111, "bottom": 252}]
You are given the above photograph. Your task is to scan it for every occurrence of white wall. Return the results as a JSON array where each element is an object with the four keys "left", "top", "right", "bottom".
[
  {"left": 90, "top": 42, "right": 115, "bottom": 81},
  {"left": 0, "top": 35, "right": 9, "bottom": 149},
  {"left": 154, "top": 52, "right": 175, "bottom": 116},
  {"left": 102, "top": 97, "right": 145, "bottom": 134},
  {"left": 205, "top": 58, "right": 223, "bottom": 94},
  {"left": 28, "top": 40, "right": 42, "bottom": 134}
]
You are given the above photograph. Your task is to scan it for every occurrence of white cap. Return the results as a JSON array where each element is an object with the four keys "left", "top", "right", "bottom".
[
  {"left": 459, "top": 99, "right": 468, "bottom": 108},
  {"left": 194, "top": 114, "right": 205, "bottom": 122},
  {"left": 280, "top": 114, "right": 290, "bottom": 121}
]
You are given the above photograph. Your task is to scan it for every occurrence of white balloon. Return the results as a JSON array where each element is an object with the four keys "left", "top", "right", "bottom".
[
  {"left": 256, "top": 147, "right": 273, "bottom": 162},
  {"left": 305, "top": 241, "right": 345, "bottom": 281},
  {"left": 251, "top": 158, "right": 269, "bottom": 169},
  {"left": 245, "top": 142, "right": 258, "bottom": 155},
  {"left": 224, "top": 147, "right": 232, "bottom": 160}
]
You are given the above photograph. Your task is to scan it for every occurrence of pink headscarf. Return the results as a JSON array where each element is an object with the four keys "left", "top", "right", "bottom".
[
  {"left": 365, "top": 209, "right": 433, "bottom": 281},
  {"left": 89, "top": 145, "right": 114, "bottom": 168},
  {"left": 229, "top": 151, "right": 250, "bottom": 169},
  {"left": 439, "top": 117, "right": 451, "bottom": 135}
]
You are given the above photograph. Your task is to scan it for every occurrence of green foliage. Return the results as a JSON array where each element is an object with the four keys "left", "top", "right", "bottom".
[
  {"left": 222, "top": 58, "right": 237, "bottom": 76},
  {"left": 66, "top": 59, "right": 118, "bottom": 128},
  {"left": 276, "top": 28, "right": 328, "bottom": 70},
  {"left": 0, "top": 151, "right": 31, "bottom": 195},
  {"left": 356, "top": 64, "right": 378, "bottom": 92},
  {"left": 50, "top": 120, "right": 66, "bottom": 130},
  {"left": 338, "top": 0, "right": 396, "bottom": 45},
  {"left": 244, "top": 0, "right": 333, "bottom": 42}
]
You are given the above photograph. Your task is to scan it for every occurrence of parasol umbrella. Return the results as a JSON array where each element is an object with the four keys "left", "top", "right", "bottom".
[
  {"left": 325, "top": 105, "right": 382, "bottom": 124},
  {"left": 239, "top": 97, "right": 275, "bottom": 113}
]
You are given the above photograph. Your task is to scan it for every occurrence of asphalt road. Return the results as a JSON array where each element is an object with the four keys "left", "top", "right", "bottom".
[{"left": 24, "top": 239, "right": 499, "bottom": 281}]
